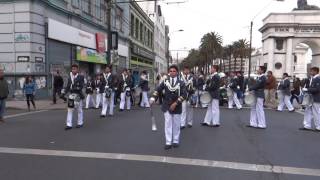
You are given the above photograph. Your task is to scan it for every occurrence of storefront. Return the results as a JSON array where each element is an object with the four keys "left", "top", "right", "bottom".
[{"left": 130, "top": 43, "right": 155, "bottom": 85}]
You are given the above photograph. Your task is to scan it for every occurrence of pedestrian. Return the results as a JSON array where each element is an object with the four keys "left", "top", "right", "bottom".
[
  {"left": 201, "top": 65, "right": 221, "bottom": 127},
  {"left": 0, "top": 69, "right": 9, "bottom": 123},
  {"left": 94, "top": 74, "right": 103, "bottom": 109},
  {"left": 277, "top": 73, "right": 295, "bottom": 112},
  {"left": 53, "top": 70, "right": 66, "bottom": 104},
  {"left": 149, "top": 65, "right": 187, "bottom": 150},
  {"left": 180, "top": 66, "right": 195, "bottom": 128},
  {"left": 23, "top": 76, "right": 36, "bottom": 111},
  {"left": 62, "top": 64, "right": 85, "bottom": 130},
  {"left": 139, "top": 71, "right": 150, "bottom": 108},
  {"left": 264, "top": 71, "right": 277, "bottom": 109},
  {"left": 85, "top": 76, "right": 95, "bottom": 109},
  {"left": 300, "top": 67, "right": 320, "bottom": 132},
  {"left": 119, "top": 68, "right": 132, "bottom": 111},
  {"left": 236, "top": 71, "right": 245, "bottom": 105},
  {"left": 290, "top": 77, "right": 302, "bottom": 105},
  {"left": 100, "top": 65, "right": 116, "bottom": 117},
  {"left": 227, "top": 72, "right": 242, "bottom": 109},
  {"left": 247, "top": 66, "right": 267, "bottom": 129}
]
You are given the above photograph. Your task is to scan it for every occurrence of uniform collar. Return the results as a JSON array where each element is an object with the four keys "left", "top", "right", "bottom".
[{"left": 313, "top": 74, "right": 320, "bottom": 78}]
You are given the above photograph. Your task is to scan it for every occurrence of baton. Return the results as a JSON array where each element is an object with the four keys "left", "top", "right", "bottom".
[{"left": 150, "top": 106, "right": 157, "bottom": 131}]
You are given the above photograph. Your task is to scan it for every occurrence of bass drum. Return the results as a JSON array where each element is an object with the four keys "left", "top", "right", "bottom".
[
  {"left": 200, "top": 92, "right": 212, "bottom": 107},
  {"left": 244, "top": 91, "right": 256, "bottom": 106}
]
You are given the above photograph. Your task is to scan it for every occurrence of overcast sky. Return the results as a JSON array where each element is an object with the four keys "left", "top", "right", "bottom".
[{"left": 159, "top": 0, "right": 320, "bottom": 58}]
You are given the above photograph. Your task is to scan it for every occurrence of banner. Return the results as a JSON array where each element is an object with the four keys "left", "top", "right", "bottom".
[{"left": 76, "top": 46, "right": 108, "bottom": 64}]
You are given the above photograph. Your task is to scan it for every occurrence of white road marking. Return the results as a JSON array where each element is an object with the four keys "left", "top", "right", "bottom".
[
  {"left": 0, "top": 147, "right": 319, "bottom": 177},
  {"left": 4, "top": 110, "right": 49, "bottom": 119}
]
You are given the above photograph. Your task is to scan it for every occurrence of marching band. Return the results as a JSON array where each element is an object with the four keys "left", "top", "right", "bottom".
[{"left": 60, "top": 64, "right": 320, "bottom": 149}]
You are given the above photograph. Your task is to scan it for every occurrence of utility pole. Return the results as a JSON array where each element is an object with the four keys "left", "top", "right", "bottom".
[
  {"left": 106, "top": 0, "right": 112, "bottom": 65},
  {"left": 248, "top": 21, "right": 253, "bottom": 79}
]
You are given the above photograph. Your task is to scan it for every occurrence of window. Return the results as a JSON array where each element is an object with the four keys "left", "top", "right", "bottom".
[
  {"left": 94, "top": 0, "right": 101, "bottom": 19},
  {"left": 276, "top": 39, "right": 284, "bottom": 50},
  {"left": 275, "top": 62, "right": 282, "bottom": 70},
  {"left": 135, "top": 19, "right": 139, "bottom": 39},
  {"left": 150, "top": 32, "right": 153, "bottom": 48},
  {"left": 131, "top": 15, "right": 135, "bottom": 36},
  {"left": 82, "top": 0, "right": 90, "bottom": 14},
  {"left": 115, "top": 6, "right": 123, "bottom": 32},
  {"left": 139, "top": 22, "right": 143, "bottom": 42},
  {"left": 72, "top": 0, "right": 80, "bottom": 7},
  {"left": 294, "top": 55, "right": 297, "bottom": 64}
]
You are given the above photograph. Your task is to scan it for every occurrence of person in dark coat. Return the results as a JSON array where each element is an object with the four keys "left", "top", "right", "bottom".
[
  {"left": 139, "top": 70, "right": 150, "bottom": 108},
  {"left": 53, "top": 70, "right": 66, "bottom": 104},
  {"left": 0, "top": 69, "right": 9, "bottom": 123},
  {"left": 277, "top": 73, "right": 295, "bottom": 112},
  {"left": 150, "top": 65, "right": 187, "bottom": 150}
]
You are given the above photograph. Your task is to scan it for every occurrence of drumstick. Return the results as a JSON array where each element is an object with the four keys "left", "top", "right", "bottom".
[{"left": 150, "top": 106, "right": 157, "bottom": 131}]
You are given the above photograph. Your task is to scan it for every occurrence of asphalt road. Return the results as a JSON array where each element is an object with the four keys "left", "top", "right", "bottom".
[{"left": 0, "top": 106, "right": 319, "bottom": 180}]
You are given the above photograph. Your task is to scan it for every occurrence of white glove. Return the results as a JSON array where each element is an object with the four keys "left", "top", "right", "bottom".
[
  {"left": 302, "top": 88, "right": 308, "bottom": 92},
  {"left": 203, "top": 84, "right": 207, "bottom": 91},
  {"left": 149, "top": 97, "right": 155, "bottom": 105},
  {"left": 61, "top": 89, "right": 66, "bottom": 94}
]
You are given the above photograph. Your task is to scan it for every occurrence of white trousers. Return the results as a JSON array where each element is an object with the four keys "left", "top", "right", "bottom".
[
  {"left": 95, "top": 93, "right": 102, "bottom": 108},
  {"left": 181, "top": 101, "right": 194, "bottom": 126},
  {"left": 85, "top": 94, "right": 95, "bottom": 109},
  {"left": 140, "top": 91, "right": 150, "bottom": 108},
  {"left": 66, "top": 100, "right": 83, "bottom": 127},
  {"left": 277, "top": 95, "right": 294, "bottom": 111},
  {"left": 228, "top": 92, "right": 242, "bottom": 109},
  {"left": 120, "top": 92, "right": 131, "bottom": 110},
  {"left": 101, "top": 92, "right": 115, "bottom": 116},
  {"left": 164, "top": 111, "right": 181, "bottom": 145},
  {"left": 250, "top": 98, "right": 266, "bottom": 128},
  {"left": 304, "top": 103, "right": 320, "bottom": 130},
  {"left": 203, "top": 99, "right": 220, "bottom": 125}
]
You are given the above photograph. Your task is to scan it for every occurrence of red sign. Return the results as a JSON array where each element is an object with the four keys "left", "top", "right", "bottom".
[{"left": 96, "top": 33, "right": 106, "bottom": 53}]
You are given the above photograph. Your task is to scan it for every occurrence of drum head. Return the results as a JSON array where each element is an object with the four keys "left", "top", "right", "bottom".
[
  {"left": 244, "top": 92, "right": 255, "bottom": 106},
  {"left": 227, "top": 88, "right": 233, "bottom": 97},
  {"left": 200, "top": 92, "right": 212, "bottom": 104}
]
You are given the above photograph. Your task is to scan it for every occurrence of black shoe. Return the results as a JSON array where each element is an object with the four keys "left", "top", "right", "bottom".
[
  {"left": 65, "top": 126, "right": 72, "bottom": 130},
  {"left": 164, "top": 145, "right": 172, "bottom": 150},
  {"left": 201, "top": 122, "right": 209, "bottom": 127},
  {"left": 211, "top": 124, "right": 220, "bottom": 128},
  {"left": 119, "top": 109, "right": 124, "bottom": 112},
  {"left": 172, "top": 143, "right": 179, "bottom": 148},
  {"left": 289, "top": 109, "right": 295, "bottom": 113},
  {"left": 76, "top": 124, "right": 83, "bottom": 128},
  {"left": 314, "top": 129, "right": 320, "bottom": 132},
  {"left": 180, "top": 126, "right": 186, "bottom": 130},
  {"left": 299, "top": 127, "right": 312, "bottom": 131},
  {"left": 187, "top": 124, "right": 192, "bottom": 128},
  {"left": 100, "top": 115, "right": 106, "bottom": 118},
  {"left": 257, "top": 127, "right": 266, "bottom": 130},
  {"left": 246, "top": 125, "right": 256, "bottom": 128}
]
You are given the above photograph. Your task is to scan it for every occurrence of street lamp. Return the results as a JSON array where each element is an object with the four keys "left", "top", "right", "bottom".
[
  {"left": 248, "top": 0, "right": 285, "bottom": 79},
  {"left": 167, "top": 29, "right": 184, "bottom": 68}
]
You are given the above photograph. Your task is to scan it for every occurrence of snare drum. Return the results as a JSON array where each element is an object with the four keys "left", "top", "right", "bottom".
[
  {"left": 200, "top": 92, "right": 212, "bottom": 107},
  {"left": 227, "top": 87, "right": 233, "bottom": 97},
  {"left": 67, "top": 93, "right": 80, "bottom": 108},
  {"left": 244, "top": 91, "right": 256, "bottom": 106},
  {"left": 302, "top": 93, "right": 313, "bottom": 107}
]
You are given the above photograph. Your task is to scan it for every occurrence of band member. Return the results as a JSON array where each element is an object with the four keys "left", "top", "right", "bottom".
[
  {"left": 94, "top": 74, "right": 103, "bottom": 109},
  {"left": 248, "top": 66, "right": 267, "bottom": 129},
  {"left": 101, "top": 65, "right": 115, "bottom": 117},
  {"left": 62, "top": 64, "right": 85, "bottom": 130},
  {"left": 228, "top": 72, "right": 242, "bottom": 109},
  {"left": 196, "top": 71, "right": 205, "bottom": 108},
  {"left": 119, "top": 68, "right": 132, "bottom": 111},
  {"left": 150, "top": 65, "right": 187, "bottom": 150},
  {"left": 180, "top": 66, "right": 195, "bottom": 128},
  {"left": 201, "top": 65, "right": 221, "bottom": 127},
  {"left": 277, "top": 73, "right": 295, "bottom": 112},
  {"left": 139, "top": 71, "right": 150, "bottom": 108},
  {"left": 85, "top": 76, "right": 96, "bottom": 109},
  {"left": 301, "top": 67, "right": 320, "bottom": 131}
]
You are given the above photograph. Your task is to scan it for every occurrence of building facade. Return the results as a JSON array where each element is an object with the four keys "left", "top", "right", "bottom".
[
  {"left": 0, "top": 0, "right": 130, "bottom": 98},
  {"left": 129, "top": 1, "right": 155, "bottom": 85}
]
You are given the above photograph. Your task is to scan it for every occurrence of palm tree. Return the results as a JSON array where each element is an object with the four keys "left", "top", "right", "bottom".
[{"left": 237, "top": 39, "right": 250, "bottom": 73}]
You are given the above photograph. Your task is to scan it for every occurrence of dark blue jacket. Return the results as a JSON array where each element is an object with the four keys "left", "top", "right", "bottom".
[
  {"left": 101, "top": 73, "right": 116, "bottom": 91},
  {"left": 249, "top": 75, "right": 266, "bottom": 99},
  {"left": 278, "top": 78, "right": 291, "bottom": 96},
  {"left": 65, "top": 74, "right": 85, "bottom": 99},
  {"left": 139, "top": 79, "right": 149, "bottom": 91},
  {"left": 23, "top": 82, "right": 36, "bottom": 95},
  {"left": 152, "top": 77, "right": 187, "bottom": 114},
  {"left": 229, "top": 77, "right": 239, "bottom": 92},
  {"left": 307, "top": 75, "right": 320, "bottom": 103},
  {"left": 206, "top": 73, "right": 220, "bottom": 99}
]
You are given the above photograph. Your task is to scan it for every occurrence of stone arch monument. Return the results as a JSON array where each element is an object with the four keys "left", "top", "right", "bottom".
[{"left": 260, "top": 9, "right": 320, "bottom": 78}]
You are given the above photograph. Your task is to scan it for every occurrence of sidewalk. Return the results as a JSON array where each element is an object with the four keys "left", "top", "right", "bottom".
[{"left": 6, "top": 99, "right": 66, "bottom": 110}]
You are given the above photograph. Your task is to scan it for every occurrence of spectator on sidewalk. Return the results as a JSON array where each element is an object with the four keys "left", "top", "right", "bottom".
[
  {"left": 264, "top": 71, "right": 277, "bottom": 109},
  {"left": 23, "top": 76, "right": 36, "bottom": 111},
  {"left": 53, "top": 70, "right": 66, "bottom": 104},
  {"left": 0, "top": 69, "right": 9, "bottom": 123},
  {"left": 291, "top": 77, "right": 302, "bottom": 105}
]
